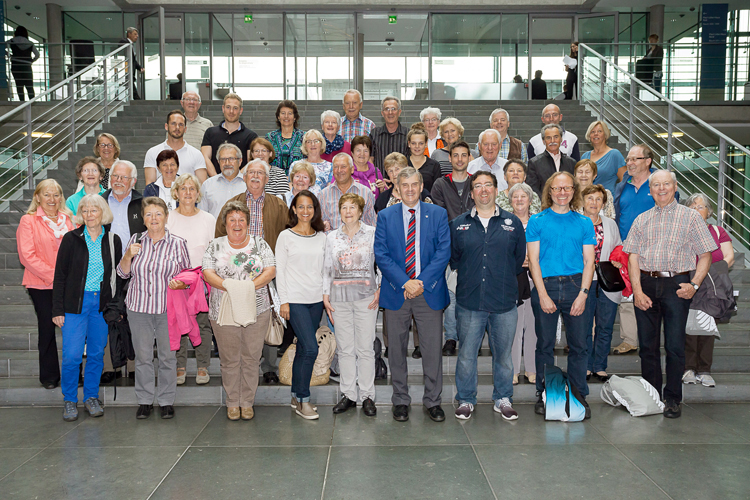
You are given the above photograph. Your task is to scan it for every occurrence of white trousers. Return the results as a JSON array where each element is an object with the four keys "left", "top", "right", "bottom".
[{"left": 331, "top": 295, "right": 378, "bottom": 402}]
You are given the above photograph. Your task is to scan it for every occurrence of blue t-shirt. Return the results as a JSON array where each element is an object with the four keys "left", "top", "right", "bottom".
[
  {"left": 617, "top": 179, "right": 654, "bottom": 241},
  {"left": 526, "top": 208, "right": 596, "bottom": 278},
  {"left": 583, "top": 149, "right": 625, "bottom": 193}
]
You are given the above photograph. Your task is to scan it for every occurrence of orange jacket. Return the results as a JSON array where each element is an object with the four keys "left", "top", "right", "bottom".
[{"left": 17, "top": 208, "right": 76, "bottom": 289}]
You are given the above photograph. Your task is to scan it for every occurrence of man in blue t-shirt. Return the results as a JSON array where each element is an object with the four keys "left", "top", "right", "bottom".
[{"left": 527, "top": 171, "right": 595, "bottom": 419}]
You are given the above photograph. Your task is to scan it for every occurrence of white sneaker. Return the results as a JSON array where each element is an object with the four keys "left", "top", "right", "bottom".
[
  {"left": 696, "top": 373, "right": 716, "bottom": 387},
  {"left": 682, "top": 370, "right": 698, "bottom": 384},
  {"left": 454, "top": 402, "right": 474, "bottom": 420}
]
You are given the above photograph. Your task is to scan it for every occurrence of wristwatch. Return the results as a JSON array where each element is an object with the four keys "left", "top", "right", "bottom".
[
  {"left": 690, "top": 281, "right": 699, "bottom": 291},
  {"left": 580, "top": 287, "right": 589, "bottom": 295}
]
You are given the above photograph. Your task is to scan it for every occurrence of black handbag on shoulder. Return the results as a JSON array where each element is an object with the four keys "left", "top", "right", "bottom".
[{"left": 596, "top": 261, "right": 626, "bottom": 293}]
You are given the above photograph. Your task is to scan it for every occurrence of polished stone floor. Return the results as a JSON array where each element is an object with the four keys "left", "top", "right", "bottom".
[{"left": 0, "top": 402, "right": 748, "bottom": 499}]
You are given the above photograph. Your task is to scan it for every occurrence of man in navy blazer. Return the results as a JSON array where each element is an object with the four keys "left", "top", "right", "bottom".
[{"left": 374, "top": 166, "right": 451, "bottom": 422}]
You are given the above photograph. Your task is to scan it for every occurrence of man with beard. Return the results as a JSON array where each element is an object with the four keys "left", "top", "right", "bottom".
[
  {"left": 144, "top": 110, "right": 207, "bottom": 185},
  {"left": 201, "top": 93, "right": 258, "bottom": 177},
  {"left": 527, "top": 124, "right": 577, "bottom": 197},
  {"left": 198, "top": 144, "right": 248, "bottom": 219}
]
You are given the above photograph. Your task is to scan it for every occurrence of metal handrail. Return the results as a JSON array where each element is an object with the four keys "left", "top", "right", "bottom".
[
  {"left": 0, "top": 44, "right": 132, "bottom": 205},
  {"left": 578, "top": 42, "right": 750, "bottom": 254}
]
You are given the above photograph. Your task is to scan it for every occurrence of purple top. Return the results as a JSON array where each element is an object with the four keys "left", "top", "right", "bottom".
[{"left": 351, "top": 163, "right": 384, "bottom": 197}]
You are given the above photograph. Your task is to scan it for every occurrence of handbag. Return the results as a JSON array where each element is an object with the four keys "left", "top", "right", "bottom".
[
  {"left": 596, "top": 261, "right": 626, "bottom": 293},
  {"left": 278, "top": 325, "right": 337, "bottom": 386},
  {"left": 264, "top": 284, "right": 284, "bottom": 346}
]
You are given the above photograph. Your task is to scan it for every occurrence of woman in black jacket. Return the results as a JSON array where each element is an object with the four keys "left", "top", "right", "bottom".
[{"left": 52, "top": 194, "right": 122, "bottom": 422}]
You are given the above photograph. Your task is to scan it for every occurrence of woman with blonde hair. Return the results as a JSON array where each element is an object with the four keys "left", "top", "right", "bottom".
[
  {"left": 17, "top": 179, "right": 76, "bottom": 389},
  {"left": 581, "top": 121, "right": 625, "bottom": 192},
  {"left": 295, "top": 129, "right": 333, "bottom": 192}
]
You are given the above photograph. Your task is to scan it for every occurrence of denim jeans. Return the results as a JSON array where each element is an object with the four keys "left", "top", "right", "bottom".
[
  {"left": 289, "top": 302, "right": 324, "bottom": 402},
  {"left": 455, "top": 304, "right": 518, "bottom": 405},
  {"left": 584, "top": 282, "right": 619, "bottom": 373},
  {"left": 634, "top": 274, "right": 691, "bottom": 403},
  {"left": 61, "top": 291, "right": 108, "bottom": 403},
  {"left": 444, "top": 290, "right": 458, "bottom": 342},
  {"left": 531, "top": 274, "right": 589, "bottom": 397}
]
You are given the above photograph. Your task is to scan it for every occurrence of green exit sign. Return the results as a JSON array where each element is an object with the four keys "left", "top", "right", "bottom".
[
  {"left": 244, "top": 14, "right": 253, "bottom": 23},
  {"left": 388, "top": 15, "right": 397, "bottom": 24}
]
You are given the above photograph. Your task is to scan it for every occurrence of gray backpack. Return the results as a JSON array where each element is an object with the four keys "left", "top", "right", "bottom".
[{"left": 600, "top": 375, "right": 665, "bottom": 417}]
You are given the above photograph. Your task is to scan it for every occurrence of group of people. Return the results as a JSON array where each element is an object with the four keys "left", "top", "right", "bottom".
[{"left": 16, "top": 88, "right": 731, "bottom": 424}]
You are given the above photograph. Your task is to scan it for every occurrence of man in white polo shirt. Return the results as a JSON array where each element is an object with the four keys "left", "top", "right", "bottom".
[
  {"left": 144, "top": 109, "right": 207, "bottom": 185},
  {"left": 526, "top": 103, "right": 580, "bottom": 161}
]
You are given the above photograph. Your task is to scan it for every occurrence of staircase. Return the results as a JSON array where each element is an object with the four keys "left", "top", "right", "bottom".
[{"left": 1, "top": 99, "right": 746, "bottom": 406}]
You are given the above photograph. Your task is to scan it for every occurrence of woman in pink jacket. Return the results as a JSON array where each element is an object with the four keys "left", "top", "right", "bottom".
[{"left": 17, "top": 179, "right": 76, "bottom": 389}]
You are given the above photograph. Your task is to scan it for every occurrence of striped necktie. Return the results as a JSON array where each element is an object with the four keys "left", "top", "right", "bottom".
[{"left": 405, "top": 209, "right": 416, "bottom": 279}]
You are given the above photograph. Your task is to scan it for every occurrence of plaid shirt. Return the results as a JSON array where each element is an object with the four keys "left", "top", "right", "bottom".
[
  {"left": 623, "top": 200, "right": 717, "bottom": 272},
  {"left": 319, "top": 181, "right": 376, "bottom": 231},
  {"left": 340, "top": 113, "right": 376, "bottom": 142},
  {"left": 500, "top": 136, "right": 529, "bottom": 163},
  {"left": 246, "top": 192, "right": 265, "bottom": 238}
]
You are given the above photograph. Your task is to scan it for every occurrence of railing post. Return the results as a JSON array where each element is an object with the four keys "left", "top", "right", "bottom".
[
  {"left": 25, "top": 106, "right": 34, "bottom": 189},
  {"left": 128, "top": 47, "right": 134, "bottom": 102},
  {"left": 578, "top": 49, "right": 582, "bottom": 103},
  {"left": 666, "top": 103, "right": 674, "bottom": 170},
  {"left": 717, "top": 137, "right": 727, "bottom": 228},
  {"left": 599, "top": 59, "right": 605, "bottom": 120},
  {"left": 102, "top": 58, "right": 109, "bottom": 124},
  {"left": 629, "top": 77, "right": 635, "bottom": 149},
  {"left": 68, "top": 80, "right": 76, "bottom": 153}
]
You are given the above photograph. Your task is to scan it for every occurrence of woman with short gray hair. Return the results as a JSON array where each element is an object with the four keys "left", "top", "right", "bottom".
[
  {"left": 321, "top": 110, "right": 352, "bottom": 162},
  {"left": 420, "top": 107, "right": 443, "bottom": 156}
]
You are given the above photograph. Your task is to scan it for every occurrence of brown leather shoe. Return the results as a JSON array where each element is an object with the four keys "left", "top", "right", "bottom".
[
  {"left": 613, "top": 342, "right": 637, "bottom": 355},
  {"left": 241, "top": 407, "right": 254, "bottom": 420},
  {"left": 227, "top": 407, "right": 240, "bottom": 421}
]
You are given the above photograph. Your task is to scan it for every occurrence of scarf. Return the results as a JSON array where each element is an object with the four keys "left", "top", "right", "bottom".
[
  {"left": 41, "top": 212, "right": 70, "bottom": 239},
  {"left": 324, "top": 134, "right": 345, "bottom": 155}
]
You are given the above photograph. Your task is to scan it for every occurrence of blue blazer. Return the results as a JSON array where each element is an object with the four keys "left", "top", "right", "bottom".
[{"left": 374, "top": 201, "right": 451, "bottom": 311}]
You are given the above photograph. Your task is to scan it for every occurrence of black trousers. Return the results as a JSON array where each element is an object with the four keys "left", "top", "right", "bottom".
[
  {"left": 564, "top": 69, "right": 577, "bottom": 100},
  {"left": 27, "top": 288, "right": 60, "bottom": 385},
  {"left": 11, "top": 63, "right": 35, "bottom": 101}
]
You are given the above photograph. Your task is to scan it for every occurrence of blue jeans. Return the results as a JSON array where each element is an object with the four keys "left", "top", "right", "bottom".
[
  {"left": 289, "top": 302, "right": 324, "bottom": 402},
  {"left": 444, "top": 290, "right": 458, "bottom": 342},
  {"left": 585, "top": 282, "right": 619, "bottom": 373},
  {"left": 455, "top": 304, "right": 518, "bottom": 405},
  {"left": 531, "top": 274, "right": 589, "bottom": 398},
  {"left": 61, "top": 291, "right": 108, "bottom": 403}
]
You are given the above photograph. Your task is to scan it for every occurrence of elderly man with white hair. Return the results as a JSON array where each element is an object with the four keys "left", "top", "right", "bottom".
[
  {"left": 340, "top": 89, "right": 376, "bottom": 142},
  {"left": 180, "top": 91, "right": 213, "bottom": 151},
  {"left": 198, "top": 143, "right": 248, "bottom": 219},
  {"left": 420, "top": 107, "right": 443, "bottom": 156},
  {"left": 320, "top": 153, "right": 377, "bottom": 232},
  {"left": 467, "top": 129, "right": 508, "bottom": 189},
  {"left": 527, "top": 103, "right": 580, "bottom": 161},
  {"left": 488, "top": 108, "right": 528, "bottom": 163},
  {"left": 101, "top": 159, "right": 146, "bottom": 255},
  {"left": 320, "top": 110, "right": 352, "bottom": 162}
]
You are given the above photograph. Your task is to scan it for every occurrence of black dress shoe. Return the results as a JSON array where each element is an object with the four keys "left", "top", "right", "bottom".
[
  {"left": 161, "top": 405, "right": 175, "bottom": 419},
  {"left": 663, "top": 400, "right": 681, "bottom": 419},
  {"left": 383, "top": 347, "right": 388, "bottom": 358},
  {"left": 136, "top": 404, "right": 153, "bottom": 419},
  {"left": 593, "top": 373, "right": 610, "bottom": 383},
  {"left": 442, "top": 339, "right": 457, "bottom": 356},
  {"left": 392, "top": 404, "right": 409, "bottom": 422},
  {"left": 581, "top": 399, "right": 592, "bottom": 419},
  {"left": 362, "top": 398, "right": 377, "bottom": 417},
  {"left": 412, "top": 346, "right": 422, "bottom": 359},
  {"left": 42, "top": 381, "right": 58, "bottom": 390},
  {"left": 586, "top": 372, "right": 592, "bottom": 381},
  {"left": 333, "top": 396, "right": 357, "bottom": 414},
  {"left": 427, "top": 405, "right": 446, "bottom": 422},
  {"left": 100, "top": 372, "right": 116, "bottom": 384},
  {"left": 534, "top": 394, "right": 545, "bottom": 415},
  {"left": 263, "top": 371, "right": 279, "bottom": 384}
]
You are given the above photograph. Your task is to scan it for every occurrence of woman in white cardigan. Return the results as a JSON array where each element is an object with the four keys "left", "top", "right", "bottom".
[{"left": 580, "top": 184, "right": 622, "bottom": 382}]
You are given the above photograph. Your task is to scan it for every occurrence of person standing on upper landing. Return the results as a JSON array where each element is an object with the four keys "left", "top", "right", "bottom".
[
  {"left": 369, "top": 96, "right": 409, "bottom": 177},
  {"left": 8, "top": 26, "right": 40, "bottom": 101},
  {"left": 527, "top": 124, "right": 577, "bottom": 197},
  {"left": 531, "top": 70, "right": 547, "bottom": 100},
  {"left": 374, "top": 167, "right": 451, "bottom": 424},
  {"left": 340, "top": 89, "right": 376, "bottom": 143},
  {"left": 527, "top": 104, "right": 580, "bottom": 161},
  {"left": 118, "top": 27, "right": 144, "bottom": 99},
  {"left": 201, "top": 93, "right": 258, "bottom": 177}
]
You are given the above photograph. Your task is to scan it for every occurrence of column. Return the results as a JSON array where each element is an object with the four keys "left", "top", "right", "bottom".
[{"left": 46, "top": 3, "right": 64, "bottom": 86}]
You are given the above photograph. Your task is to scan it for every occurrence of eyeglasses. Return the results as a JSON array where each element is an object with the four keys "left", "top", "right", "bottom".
[
  {"left": 246, "top": 170, "right": 266, "bottom": 177},
  {"left": 182, "top": 98, "right": 200, "bottom": 103},
  {"left": 542, "top": 113, "right": 560, "bottom": 119},
  {"left": 305, "top": 139, "right": 322, "bottom": 145},
  {"left": 81, "top": 169, "right": 100, "bottom": 175},
  {"left": 219, "top": 157, "right": 241, "bottom": 163},
  {"left": 691, "top": 205, "right": 707, "bottom": 211},
  {"left": 625, "top": 157, "right": 647, "bottom": 163},
  {"left": 383, "top": 107, "right": 399, "bottom": 112},
  {"left": 473, "top": 182, "right": 495, "bottom": 190},
  {"left": 423, "top": 117, "right": 439, "bottom": 123},
  {"left": 252, "top": 149, "right": 270, "bottom": 155},
  {"left": 110, "top": 175, "right": 132, "bottom": 181},
  {"left": 98, "top": 143, "right": 115, "bottom": 149},
  {"left": 550, "top": 186, "right": 574, "bottom": 193}
]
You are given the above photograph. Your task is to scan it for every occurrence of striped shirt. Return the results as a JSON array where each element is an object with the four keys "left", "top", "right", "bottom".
[
  {"left": 265, "top": 166, "right": 291, "bottom": 198},
  {"left": 184, "top": 115, "right": 213, "bottom": 151},
  {"left": 117, "top": 230, "right": 190, "bottom": 314},
  {"left": 340, "top": 113, "right": 376, "bottom": 142},
  {"left": 319, "top": 181, "right": 376, "bottom": 231},
  {"left": 623, "top": 200, "right": 717, "bottom": 273},
  {"left": 246, "top": 192, "right": 265, "bottom": 238},
  {"left": 369, "top": 123, "right": 409, "bottom": 175}
]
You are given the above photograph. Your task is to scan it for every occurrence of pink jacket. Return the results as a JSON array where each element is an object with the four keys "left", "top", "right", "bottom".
[
  {"left": 17, "top": 208, "right": 76, "bottom": 290},
  {"left": 167, "top": 267, "right": 209, "bottom": 351}
]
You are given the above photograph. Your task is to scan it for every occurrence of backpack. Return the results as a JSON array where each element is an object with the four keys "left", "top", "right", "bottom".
[
  {"left": 374, "top": 337, "right": 387, "bottom": 380},
  {"left": 600, "top": 375, "right": 664, "bottom": 417},
  {"left": 543, "top": 365, "right": 586, "bottom": 422}
]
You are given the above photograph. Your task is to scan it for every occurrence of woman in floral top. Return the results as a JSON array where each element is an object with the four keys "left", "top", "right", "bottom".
[
  {"left": 323, "top": 193, "right": 380, "bottom": 417},
  {"left": 202, "top": 201, "right": 276, "bottom": 421},
  {"left": 496, "top": 159, "right": 541, "bottom": 215}
]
